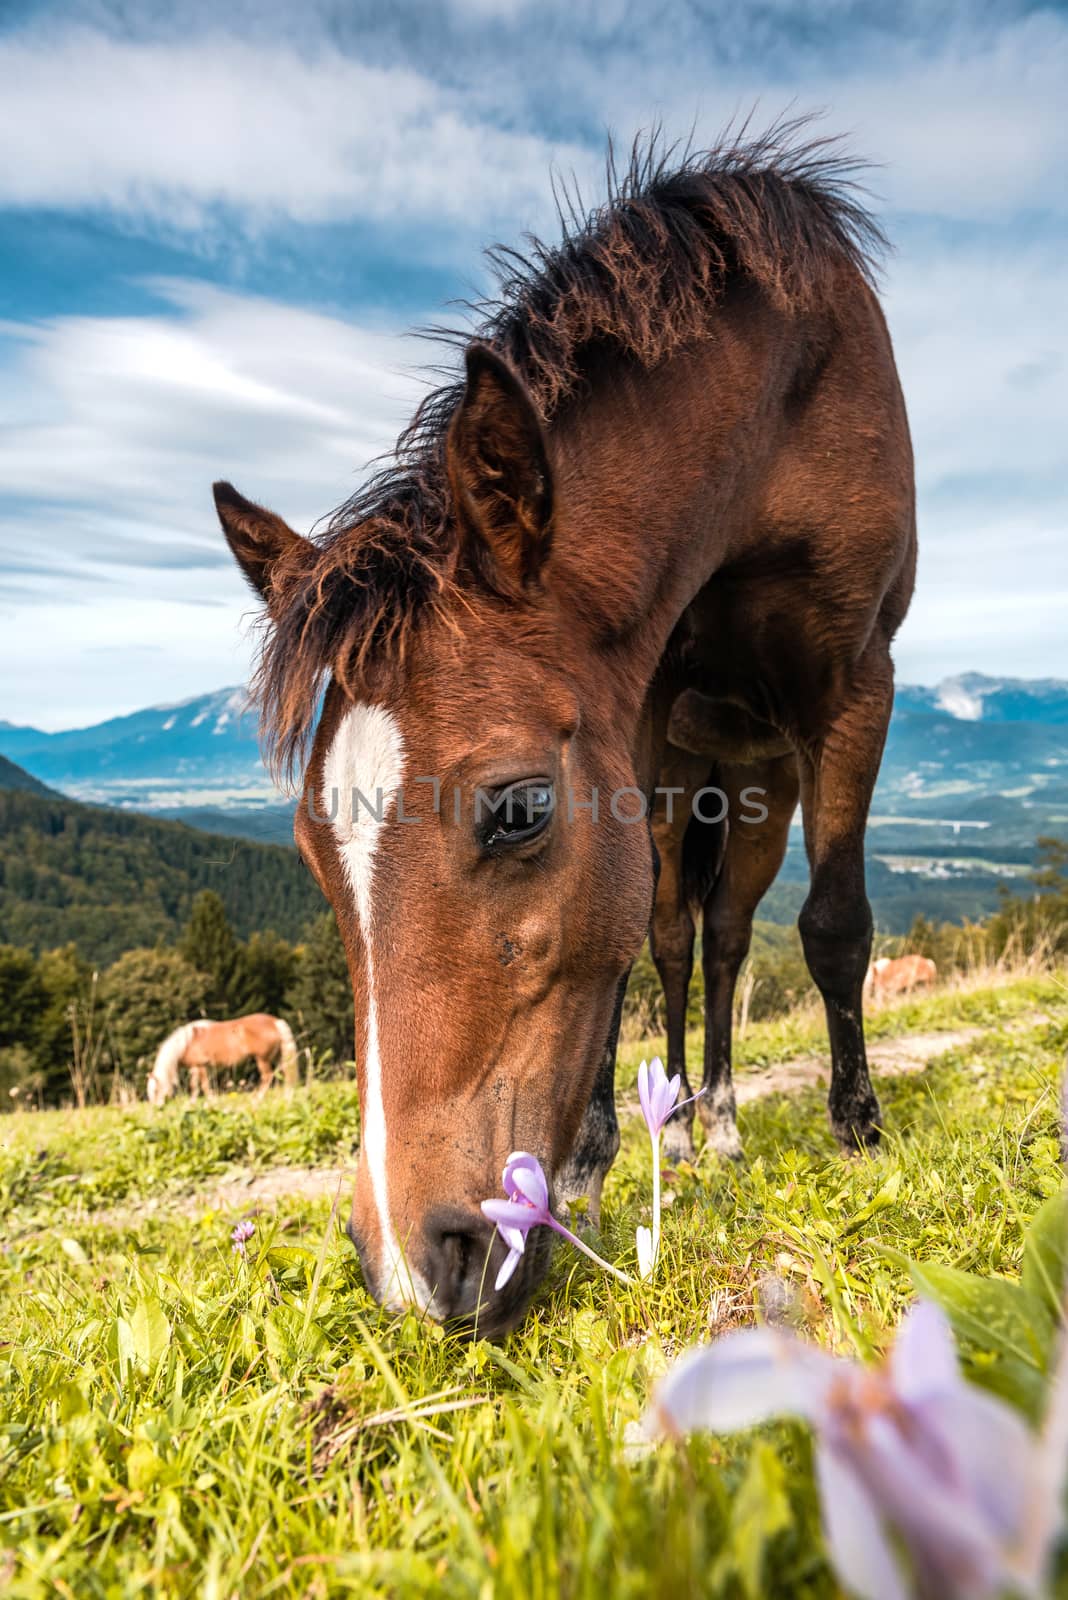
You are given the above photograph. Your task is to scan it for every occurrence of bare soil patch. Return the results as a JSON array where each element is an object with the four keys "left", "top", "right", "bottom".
[{"left": 734, "top": 1026, "right": 981, "bottom": 1105}]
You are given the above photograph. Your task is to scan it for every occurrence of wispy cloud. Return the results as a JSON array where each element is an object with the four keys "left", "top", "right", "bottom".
[
  {"left": 0, "top": 26, "right": 591, "bottom": 237},
  {"left": 0, "top": 282, "right": 432, "bottom": 723},
  {"left": 0, "top": 280, "right": 429, "bottom": 532},
  {"left": 3, "top": 4, "right": 1065, "bottom": 236}
]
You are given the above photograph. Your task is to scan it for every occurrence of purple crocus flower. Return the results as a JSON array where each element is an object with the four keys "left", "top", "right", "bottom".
[
  {"left": 646, "top": 1300, "right": 1052, "bottom": 1600},
  {"left": 638, "top": 1056, "right": 701, "bottom": 1137},
  {"left": 481, "top": 1152, "right": 633, "bottom": 1292},
  {"left": 636, "top": 1057, "right": 704, "bottom": 1280},
  {"left": 231, "top": 1219, "right": 255, "bottom": 1255}
]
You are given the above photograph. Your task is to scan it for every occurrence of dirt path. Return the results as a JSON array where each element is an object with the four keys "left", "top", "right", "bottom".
[
  {"left": 734, "top": 1025, "right": 982, "bottom": 1106},
  {"left": 134, "top": 1162, "right": 359, "bottom": 1219}
]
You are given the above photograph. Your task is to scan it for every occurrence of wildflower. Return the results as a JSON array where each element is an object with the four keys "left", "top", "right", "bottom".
[
  {"left": 636, "top": 1056, "right": 704, "bottom": 1280},
  {"left": 481, "top": 1152, "right": 633, "bottom": 1292},
  {"left": 646, "top": 1299, "right": 1053, "bottom": 1600},
  {"left": 231, "top": 1219, "right": 255, "bottom": 1256}
]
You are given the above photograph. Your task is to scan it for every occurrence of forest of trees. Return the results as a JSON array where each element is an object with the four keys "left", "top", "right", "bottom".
[
  {"left": 0, "top": 786, "right": 324, "bottom": 962},
  {"left": 1, "top": 823, "right": 1065, "bottom": 1109}
]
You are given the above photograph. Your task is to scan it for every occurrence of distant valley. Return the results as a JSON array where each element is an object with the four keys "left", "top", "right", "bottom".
[{"left": 3, "top": 672, "right": 1066, "bottom": 933}]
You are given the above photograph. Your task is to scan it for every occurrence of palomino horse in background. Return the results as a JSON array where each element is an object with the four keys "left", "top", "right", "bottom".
[
  {"left": 212, "top": 126, "right": 915, "bottom": 1333},
  {"left": 146, "top": 1014, "right": 299, "bottom": 1104},
  {"left": 864, "top": 955, "right": 937, "bottom": 1000}
]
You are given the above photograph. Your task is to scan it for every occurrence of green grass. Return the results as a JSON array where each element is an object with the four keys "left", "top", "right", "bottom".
[{"left": 1, "top": 973, "right": 1065, "bottom": 1597}]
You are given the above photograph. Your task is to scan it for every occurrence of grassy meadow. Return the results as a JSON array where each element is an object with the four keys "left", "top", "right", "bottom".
[{"left": 1, "top": 969, "right": 1066, "bottom": 1597}]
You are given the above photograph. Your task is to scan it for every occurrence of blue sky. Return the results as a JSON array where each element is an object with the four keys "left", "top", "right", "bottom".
[{"left": 2, "top": 0, "right": 1066, "bottom": 727}]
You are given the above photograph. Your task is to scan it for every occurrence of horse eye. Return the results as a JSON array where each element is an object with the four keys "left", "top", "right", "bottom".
[{"left": 477, "top": 780, "right": 555, "bottom": 853}]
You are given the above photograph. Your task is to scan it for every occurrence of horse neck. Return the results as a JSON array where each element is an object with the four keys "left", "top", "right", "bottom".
[
  {"left": 155, "top": 1022, "right": 197, "bottom": 1075},
  {"left": 549, "top": 317, "right": 792, "bottom": 715}
]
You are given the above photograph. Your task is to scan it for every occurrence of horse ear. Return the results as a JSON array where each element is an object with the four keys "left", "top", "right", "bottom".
[
  {"left": 213, "top": 481, "right": 313, "bottom": 608},
  {"left": 446, "top": 343, "right": 552, "bottom": 593}
]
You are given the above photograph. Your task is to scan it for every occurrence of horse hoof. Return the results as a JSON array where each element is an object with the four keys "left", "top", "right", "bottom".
[
  {"left": 705, "top": 1119, "right": 745, "bottom": 1164},
  {"left": 831, "top": 1096, "right": 882, "bottom": 1154}
]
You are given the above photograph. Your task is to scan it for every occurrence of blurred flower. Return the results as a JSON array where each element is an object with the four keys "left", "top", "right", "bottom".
[
  {"left": 636, "top": 1057, "right": 704, "bottom": 1280},
  {"left": 231, "top": 1219, "right": 255, "bottom": 1256},
  {"left": 1023, "top": 1305, "right": 1068, "bottom": 1595},
  {"left": 646, "top": 1299, "right": 1054, "bottom": 1600},
  {"left": 481, "top": 1152, "right": 633, "bottom": 1292}
]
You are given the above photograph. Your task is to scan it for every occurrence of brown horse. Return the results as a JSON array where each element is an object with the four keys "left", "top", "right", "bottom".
[
  {"left": 865, "top": 955, "right": 937, "bottom": 999},
  {"left": 213, "top": 128, "right": 915, "bottom": 1332},
  {"left": 146, "top": 1014, "right": 299, "bottom": 1103}
]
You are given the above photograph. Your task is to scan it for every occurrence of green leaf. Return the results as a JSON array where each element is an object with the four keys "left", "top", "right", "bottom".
[
  {"left": 908, "top": 1262, "right": 1046, "bottom": 1366},
  {"left": 126, "top": 1439, "right": 162, "bottom": 1493},
  {"left": 1021, "top": 1188, "right": 1068, "bottom": 1327},
  {"left": 264, "top": 1308, "right": 299, "bottom": 1365},
  {"left": 715, "top": 1443, "right": 793, "bottom": 1599},
  {"left": 130, "top": 1296, "right": 171, "bottom": 1374},
  {"left": 841, "top": 1168, "right": 903, "bottom": 1236},
  {"left": 112, "top": 1315, "right": 135, "bottom": 1384},
  {"left": 59, "top": 1237, "right": 89, "bottom": 1266}
]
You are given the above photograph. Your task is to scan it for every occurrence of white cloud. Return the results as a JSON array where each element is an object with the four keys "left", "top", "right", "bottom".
[
  {"left": 0, "top": 27, "right": 590, "bottom": 234},
  {"left": 885, "top": 236, "right": 1067, "bottom": 491},
  {"left": 3, "top": 7, "right": 1067, "bottom": 238},
  {"left": 0, "top": 283, "right": 433, "bottom": 725},
  {"left": 588, "top": 9, "right": 1068, "bottom": 224},
  {"left": 0, "top": 281, "right": 428, "bottom": 530}
]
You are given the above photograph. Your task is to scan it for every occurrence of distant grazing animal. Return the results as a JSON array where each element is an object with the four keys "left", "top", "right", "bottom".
[
  {"left": 146, "top": 1014, "right": 299, "bottom": 1104},
  {"left": 212, "top": 124, "right": 915, "bottom": 1334},
  {"left": 864, "top": 955, "right": 937, "bottom": 999}
]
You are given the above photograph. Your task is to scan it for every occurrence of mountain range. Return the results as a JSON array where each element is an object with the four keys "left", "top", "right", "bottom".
[{"left": 2, "top": 670, "right": 1066, "bottom": 815}]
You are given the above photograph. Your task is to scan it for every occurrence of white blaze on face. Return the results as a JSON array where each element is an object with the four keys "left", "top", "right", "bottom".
[{"left": 322, "top": 701, "right": 427, "bottom": 1310}]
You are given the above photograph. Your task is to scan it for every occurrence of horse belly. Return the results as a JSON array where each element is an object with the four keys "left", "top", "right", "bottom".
[{"left": 666, "top": 686, "right": 793, "bottom": 764}]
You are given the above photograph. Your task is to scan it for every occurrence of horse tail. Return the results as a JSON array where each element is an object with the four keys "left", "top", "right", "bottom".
[
  {"left": 681, "top": 789, "right": 727, "bottom": 915},
  {"left": 276, "top": 1018, "right": 300, "bottom": 1090},
  {"left": 147, "top": 1022, "right": 195, "bottom": 1104}
]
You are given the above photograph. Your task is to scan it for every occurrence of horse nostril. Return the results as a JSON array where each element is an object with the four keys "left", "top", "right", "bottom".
[
  {"left": 438, "top": 1230, "right": 472, "bottom": 1289},
  {"left": 422, "top": 1208, "right": 497, "bottom": 1321}
]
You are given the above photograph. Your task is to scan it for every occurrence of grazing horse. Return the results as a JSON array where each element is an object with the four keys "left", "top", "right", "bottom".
[
  {"left": 212, "top": 128, "right": 915, "bottom": 1332},
  {"left": 864, "top": 955, "right": 937, "bottom": 1000},
  {"left": 146, "top": 1014, "right": 299, "bottom": 1104}
]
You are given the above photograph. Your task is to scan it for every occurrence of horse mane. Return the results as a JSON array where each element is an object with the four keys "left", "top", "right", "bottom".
[
  {"left": 255, "top": 117, "right": 887, "bottom": 783},
  {"left": 147, "top": 1020, "right": 208, "bottom": 1102}
]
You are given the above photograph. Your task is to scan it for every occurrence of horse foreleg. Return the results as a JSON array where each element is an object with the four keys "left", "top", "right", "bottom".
[
  {"left": 699, "top": 755, "right": 799, "bottom": 1163},
  {"left": 252, "top": 1056, "right": 273, "bottom": 1102},
  {"left": 798, "top": 653, "right": 893, "bottom": 1151}
]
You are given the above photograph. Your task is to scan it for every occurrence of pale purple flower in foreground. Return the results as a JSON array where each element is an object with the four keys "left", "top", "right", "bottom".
[
  {"left": 231, "top": 1219, "right": 255, "bottom": 1256},
  {"left": 636, "top": 1057, "right": 704, "bottom": 1280},
  {"left": 646, "top": 1300, "right": 1057, "bottom": 1600},
  {"left": 1018, "top": 1298, "right": 1068, "bottom": 1598},
  {"left": 481, "top": 1152, "right": 633, "bottom": 1292}
]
